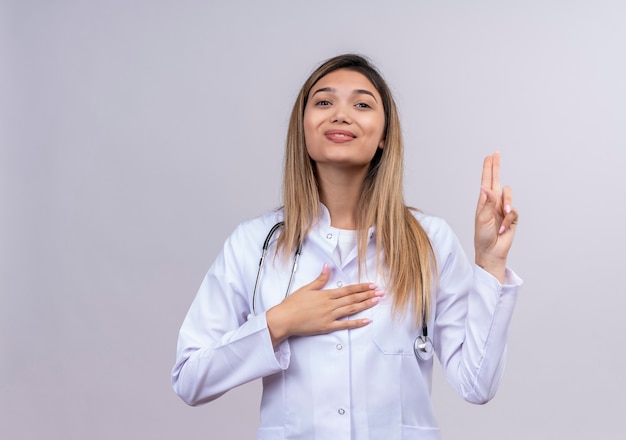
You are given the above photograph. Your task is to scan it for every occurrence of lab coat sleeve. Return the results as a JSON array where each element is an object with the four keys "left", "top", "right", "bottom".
[
  {"left": 171, "top": 224, "right": 291, "bottom": 406},
  {"left": 431, "top": 219, "right": 522, "bottom": 404}
]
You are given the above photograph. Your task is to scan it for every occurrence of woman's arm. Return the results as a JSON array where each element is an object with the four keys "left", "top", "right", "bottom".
[
  {"left": 431, "top": 152, "right": 522, "bottom": 403},
  {"left": 171, "top": 225, "right": 290, "bottom": 406},
  {"left": 172, "top": 221, "right": 382, "bottom": 406}
]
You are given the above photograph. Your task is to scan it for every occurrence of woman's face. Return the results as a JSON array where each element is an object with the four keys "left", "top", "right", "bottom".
[{"left": 303, "top": 69, "right": 385, "bottom": 172}]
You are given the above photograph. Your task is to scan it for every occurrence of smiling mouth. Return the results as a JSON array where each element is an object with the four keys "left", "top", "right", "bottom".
[{"left": 325, "top": 130, "right": 356, "bottom": 142}]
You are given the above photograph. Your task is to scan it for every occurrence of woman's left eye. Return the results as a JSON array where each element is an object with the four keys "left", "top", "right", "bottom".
[{"left": 355, "top": 102, "right": 371, "bottom": 109}]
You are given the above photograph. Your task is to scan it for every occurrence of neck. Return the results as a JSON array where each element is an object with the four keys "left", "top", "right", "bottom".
[{"left": 316, "top": 165, "right": 367, "bottom": 230}]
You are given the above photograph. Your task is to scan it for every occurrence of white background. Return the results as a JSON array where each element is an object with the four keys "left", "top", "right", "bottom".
[{"left": 1, "top": 1, "right": 625, "bottom": 438}]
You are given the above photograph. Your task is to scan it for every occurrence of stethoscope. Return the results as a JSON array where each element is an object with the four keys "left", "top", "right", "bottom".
[
  {"left": 252, "top": 222, "right": 434, "bottom": 362},
  {"left": 252, "top": 222, "right": 302, "bottom": 316},
  {"left": 414, "top": 316, "right": 433, "bottom": 361}
]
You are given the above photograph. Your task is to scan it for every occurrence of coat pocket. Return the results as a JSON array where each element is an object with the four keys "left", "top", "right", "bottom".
[
  {"left": 371, "top": 302, "right": 417, "bottom": 356},
  {"left": 401, "top": 424, "right": 441, "bottom": 439}
]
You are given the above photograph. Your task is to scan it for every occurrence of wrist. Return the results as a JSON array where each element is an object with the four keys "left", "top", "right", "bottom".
[
  {"left": 475, "top": 254, "right": 506, "bottom": 284},
  {"left": 266, "top": 305, "right": 290, "bottom": 347}
]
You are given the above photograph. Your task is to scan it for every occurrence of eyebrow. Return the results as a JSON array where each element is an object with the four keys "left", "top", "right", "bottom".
[{"left": 311, "top": 87, "right": 378, "bottom": 103}]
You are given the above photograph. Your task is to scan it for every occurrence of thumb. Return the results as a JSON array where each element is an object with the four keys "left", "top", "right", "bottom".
[{"left": 309, "top": 263, "right": 331, "bottom": 289}]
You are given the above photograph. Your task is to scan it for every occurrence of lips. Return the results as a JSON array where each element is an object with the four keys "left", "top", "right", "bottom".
[{"left": 324, "top": 130, "right": 356, "bottom": 143}]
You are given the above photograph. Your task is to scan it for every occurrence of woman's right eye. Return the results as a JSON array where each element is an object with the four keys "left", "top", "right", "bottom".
[{"left": 315, "top": 100, "right": 331, "bottom": 106}]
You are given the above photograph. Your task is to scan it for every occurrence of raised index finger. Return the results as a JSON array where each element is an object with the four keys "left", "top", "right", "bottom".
[
  {"left": 481, "top": 155, "right": 493, "bottom": 190},
  {"left": 481, "top": 152, "right": 501, "bottom": 194},
  {"left": 492, "top": 151, "right": 501, "bottom": 194}
]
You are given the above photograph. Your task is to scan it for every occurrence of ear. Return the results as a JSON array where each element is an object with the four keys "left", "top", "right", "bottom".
[{"left": 378, "top": 138, "right": 385, "bottom": 149}]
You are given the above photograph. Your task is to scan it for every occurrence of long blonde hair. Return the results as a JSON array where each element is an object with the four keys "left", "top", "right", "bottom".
[{"left": 279, "top": 54, "right": 436, "bottom": 326}]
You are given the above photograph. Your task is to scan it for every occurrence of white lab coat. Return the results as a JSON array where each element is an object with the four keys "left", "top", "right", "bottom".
[{"left": 172, "top": 205, "right": 522, "bottom": 439}]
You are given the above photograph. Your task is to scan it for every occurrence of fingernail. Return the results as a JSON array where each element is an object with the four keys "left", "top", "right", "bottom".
[
  {"left": 371, "top": 297, "right": 381, "bottom": 304},
  {"left": 374, "top": 290, "right": 385, "bottom": 297},
  {"left": 368, "top": 283, "right": 378, "bottom": 290},
  {"left": 505, "top": 204, "right": 511, "bottom": 214},
  {"left": 322, "top": 263, "right": 329, "bottom": 274},
  {"left": 362, "top": 318, "right": 372, "bottom": 325},
  {"left": 498, "top": 225, "right": 506, "bottom": 234}
]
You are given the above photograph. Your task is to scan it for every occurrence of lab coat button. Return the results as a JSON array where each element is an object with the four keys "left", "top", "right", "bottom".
[
  {"left": 336, "top": 343, "right": 343, "bottom": 350},
  {"left": 326, "top": 233, "right": 333, "bottom": 239},
  {"left": 338, "top": 408, "right": 345, "bottom": 415},
  {"left": 336, "top": 281, "right": 343, "bottom": 287}
]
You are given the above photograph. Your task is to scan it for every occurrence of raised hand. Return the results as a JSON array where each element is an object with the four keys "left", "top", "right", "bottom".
[
  {"left": 266, "top": 264, "right": 384, "bottom": 346},
  {"left": 474, "top": 152, "right": 519, "bottom": 283}
]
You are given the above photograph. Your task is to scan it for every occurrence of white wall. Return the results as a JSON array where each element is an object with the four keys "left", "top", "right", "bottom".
[{"left": 1, "top": 1, "right": 625, "bottom": 438}]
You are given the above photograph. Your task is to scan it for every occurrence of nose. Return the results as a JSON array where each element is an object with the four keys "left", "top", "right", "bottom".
[{"left": 330, "top": 103, "right": 351, "bottom": 124}]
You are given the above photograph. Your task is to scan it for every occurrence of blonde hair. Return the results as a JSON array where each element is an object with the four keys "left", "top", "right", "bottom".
[{"left": 279, "top": 54, "right": 436, "bottom": 326}]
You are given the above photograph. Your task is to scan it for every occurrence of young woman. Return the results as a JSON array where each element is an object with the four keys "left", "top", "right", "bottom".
[{"left": 172, "top": 54, "right": 521, "bottom": 439}]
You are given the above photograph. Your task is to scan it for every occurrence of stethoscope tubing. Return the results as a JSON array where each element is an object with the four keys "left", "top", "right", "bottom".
[
  {"left": 252, "top": 221, "right": 301, "bottom": 316},
  {"left": 252, "top": 222, "right": 432, "bottom": 361}
]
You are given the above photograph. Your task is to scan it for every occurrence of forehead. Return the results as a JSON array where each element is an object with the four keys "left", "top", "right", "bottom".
[{"left": 309, "top": 69, "right": 380, "bottom": 97}]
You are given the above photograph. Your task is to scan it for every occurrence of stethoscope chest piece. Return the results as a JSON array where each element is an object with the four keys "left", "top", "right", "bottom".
[{"left": 413, "top": 334, "right": 433, "bottom": 361}]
